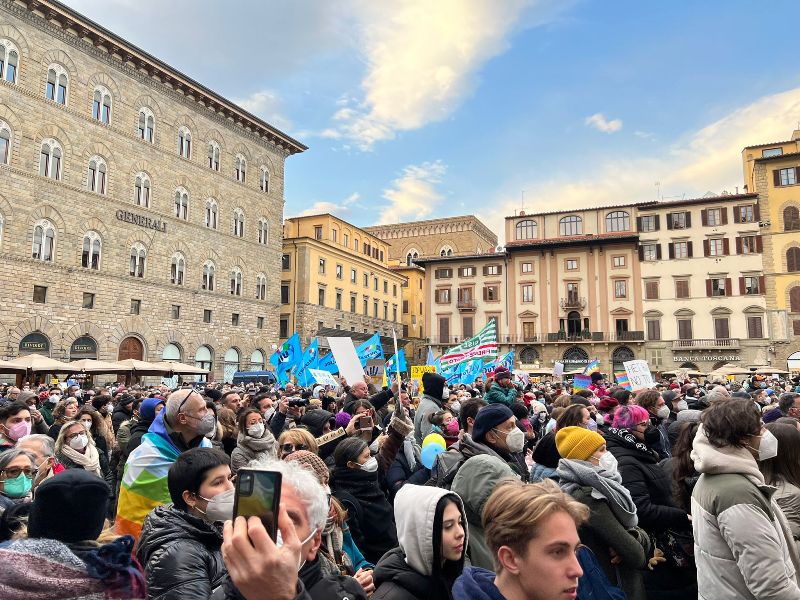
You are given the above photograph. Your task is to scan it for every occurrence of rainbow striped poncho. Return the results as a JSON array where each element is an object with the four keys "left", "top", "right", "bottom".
[{"left": 115, "top": 413, "right": 211, "bottom": 540}]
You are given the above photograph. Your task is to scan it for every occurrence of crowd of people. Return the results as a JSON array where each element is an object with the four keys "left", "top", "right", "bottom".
[{"left": 0, "top": 365, "right": 799, "bottom": 599}]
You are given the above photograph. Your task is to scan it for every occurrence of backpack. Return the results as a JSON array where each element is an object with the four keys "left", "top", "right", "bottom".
[{"left": 576, "top": 545, "right": 627, "bottom": 600}]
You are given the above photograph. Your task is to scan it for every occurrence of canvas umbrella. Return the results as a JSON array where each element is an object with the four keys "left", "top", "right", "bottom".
[
  {"left": 115, "top": 358, "right": 171, "bottom": 375},
  {"left": 67, "top": 359, "right": 133, "bottom": 373},
  {"left": 8, "top": 354, "right": 77, "bottom": 373},
  {"left": 752, "top": 366, "right": 790, "bottom": 375},
  {"left": 152, "top": 361, "right": 209, "bottom": 375},
  {"left": 0, "top": 359, "right": 27, "bottom": 373}
]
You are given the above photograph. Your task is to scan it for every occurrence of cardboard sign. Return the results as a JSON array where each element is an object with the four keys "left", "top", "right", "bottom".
[
  {"left": 553, "top": 362, "right": 564, "bottom": 378},
  {"left": 623, "top": 360, "right": 655, "bottom": 391},
  {"left": 365, "top": 359, "right": 385, "bottom": 387},
  {"left": 327, "top": 337, "right": 364, "bottom": 387},
  {"left": 411, "top": 365, "right": 437, "bottom": 394},
  {"left": 308, "top": 369, "right": 339, "bottom": 387}
]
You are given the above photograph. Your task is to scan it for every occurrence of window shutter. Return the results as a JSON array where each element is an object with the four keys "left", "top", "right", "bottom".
[
  {"left": 482, "top": 265, "right": 488, "bottom": 276},
  {"left": 685, "top": 212, "right": 692, "bottom": 227},
  {"left": 739, "top": 277, "right": 745, "bottom": 295},
  {"left": 703, "top": 239, "right": 710, "bottom": 257},
  {"left": 753, "top": 204, "right": 760, "bottom": 221},
  {"left": 795, "top": 167, "right": 800, "bottom": 183},
  {"left": 654, "top": 215, "right": 660, "bottom": 230},
  {"left": 705, "top": 279, "right": 712, "bottom": 297},
  {"left": 668, "top": 243, "right": 674, "bottom": 259},
  {"left": 725, "top": 278, "right": 732, "bottom": 296},
  {"left": 774, "top": 170, "right": 781, "bottom": 186},
  {"left": 636, "top": 217, "right": 643, "bottom": 232},
  {"left": 721, "top": 207, "right": 728, "bottom": 225},
  {"left": 687, "top": 241, "right": 694, "bottom": 257},
  {"left": 722, "top": 238, "right": 730, "bottom": 255},
  {"left": 434, "top": 290, "right": 439, "bottom": 302},
  {"left": 482, "top": 287, "right": 488, "bottom": 301},
  {"left": 759, "top": 275, "right": 765, "bottom": 293},
  {"left": 656, "top": 244, "right": 662, "bottom": 259},
  {"left": 701, "top": 209, "right": 708, "bottom": 226},
  {"left": 638, "top": 246, "right": 644, "bottom": 261},
  {"left": 735, "top": 236, "right": 742, "bottom": 255},
  {"left": 434, "top": 269, "right": 440, "bottom": 280},
  {"left": 667, "top": 215, "right": 674, "bottom": 230}
]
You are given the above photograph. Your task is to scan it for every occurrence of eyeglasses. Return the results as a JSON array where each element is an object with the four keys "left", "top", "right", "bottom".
[
  {"left": 1, "top": 466, "right": 34, "bottom": 478},
  {"left": 66, "top": 430, "right": 86, "bottom": 441},
  {"left": 177, "top": 390, "right": 198, "bottom": 414},
  {"left": 281, "top": 443, "right": 308, "bottom": 454}
]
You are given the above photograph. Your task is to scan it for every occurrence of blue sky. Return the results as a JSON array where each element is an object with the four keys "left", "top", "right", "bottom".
[{"left": 65, "top": 0, "right": 800, "bottom": 241}]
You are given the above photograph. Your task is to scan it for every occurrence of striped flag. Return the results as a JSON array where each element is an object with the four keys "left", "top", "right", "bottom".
[
  {"left": 583, "top": 359, "right": 600, "bottom": 375},
  {"left": 614, "top": 371, "right": 632, "bottom": 391},
  {"left": 440, "top": 321, "right": 498, "bottom": 369},
  {"left": 573, "top": 374, "right": 592, "bottom": 390}
]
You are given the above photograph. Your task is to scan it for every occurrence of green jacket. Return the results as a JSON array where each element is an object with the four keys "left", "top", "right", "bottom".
[{"left": 483, "top": 383, "right": 518, "bottom": 406}]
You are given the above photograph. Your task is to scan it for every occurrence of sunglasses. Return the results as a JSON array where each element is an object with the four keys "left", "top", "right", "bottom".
[{"left": 281, "top": 443, "right": 308, "bottom": 454}]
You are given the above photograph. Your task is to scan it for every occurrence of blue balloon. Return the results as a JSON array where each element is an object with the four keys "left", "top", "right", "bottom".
[{"left": 420, "top": 443, "right": 444, "bottom": 469}]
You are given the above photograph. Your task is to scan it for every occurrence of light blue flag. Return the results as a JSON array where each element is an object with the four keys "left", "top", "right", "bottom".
[
  {"left": 442, "top": 362, "right": 464, "bottom": 386},
  {"left": 317, "top": 351, "right": 338, "bottom": 375},
  {"left": 385, "top": 349, "right": 408, "bottom": 376},
  {"left": 270, "top": 332, "right": 302, "bottom": 385},
  {"left": 295, "top": 339, "right": 319, "bottom": 387},
  {"left": 426, "top": 347, "right": 435, "bottom": 366},
  {"left": 458, "top": 359, "right": 484, "bottom": 386},
  {"left": 356, "top": 333, "right": 384, "bottom": 366}
]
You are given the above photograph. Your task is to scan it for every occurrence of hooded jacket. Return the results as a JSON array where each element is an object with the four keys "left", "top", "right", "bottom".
[
  {"left": 450, "top": 455, "right": 514, "bottom": 570},
  {"left": 372, "top": 484, "right": 467, "bottom": 600},
  {"left": 430, "top": 433, "right": 528, "bottom": 489},
  {"left": 452, "top": 567, "right": 505, "bottom": 600},
  {"left": 414, "top": 393, "right": 444, "bottom": 444},
  {"left": 136, "top": 503, "right": 226, "bottom": 600},
  {"left": 691, "top": 426, "right": 800, "bottom": 600}
]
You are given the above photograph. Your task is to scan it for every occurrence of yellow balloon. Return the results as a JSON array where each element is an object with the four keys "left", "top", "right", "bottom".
[{"left": 422, "top": 433, "right": 446, "bottom": 451}]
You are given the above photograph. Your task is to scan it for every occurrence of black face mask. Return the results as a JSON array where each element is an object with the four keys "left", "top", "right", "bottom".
[{"left": 643, "top": 426, "right": 661, "bottom": 447}]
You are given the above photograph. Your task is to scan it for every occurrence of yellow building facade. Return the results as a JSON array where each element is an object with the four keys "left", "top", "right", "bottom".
[{"left": 390, "top": 264, "right": 427, "bottom": 364}]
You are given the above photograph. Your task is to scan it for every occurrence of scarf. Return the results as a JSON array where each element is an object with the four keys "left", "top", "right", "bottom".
[
  {"left": 236, "top": 429, "right": 276, "bottom": 455},
  {"left": 402, "top": 433, "right": 419, "bottom": 471},
  {"left": 557, "top": 459, "right": 638, "bottom": 529},
  {"left": 606, "top": 427, "right": 660, "bottom": 461},
  {"left": 60, "top": 443, "right": 101, "bottom": 477}
]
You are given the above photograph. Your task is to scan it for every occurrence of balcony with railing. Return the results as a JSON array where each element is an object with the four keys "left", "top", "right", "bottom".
[
  {"left": 547, "top": 331, "right": 645, "bottom": 343},
  {"left": 456, "top": 298, "right": 476, "bottom": 312},
  {"left": 671, "top": 338, "right": 741, "bottom": 350},
  {"left": 560, "top": 296, "right": 587, "bottom": 310}
]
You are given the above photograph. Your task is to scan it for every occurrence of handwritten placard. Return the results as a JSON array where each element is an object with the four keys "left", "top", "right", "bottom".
[{"left": 623, "top": 360, "right": 655, "bottom": 391}]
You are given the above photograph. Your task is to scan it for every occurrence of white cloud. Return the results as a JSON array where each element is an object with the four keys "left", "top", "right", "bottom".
[
  {"left": 326, "top": 0, "right": 547, "bottom": 150},
  {"left": 483, "top": 87, "right": 800, "bottom": 243},
  {"left": 296, "top": 193, "right": 361, "bottom": 217},
  {"left": 585, "top": 112, "right": 623, "bottom": 133},
  {"left": 378, "top": 160, "right": 448, "bottom": 224},
  {"left": 233, "top": 90, "right": 293, "bottom": 132}
]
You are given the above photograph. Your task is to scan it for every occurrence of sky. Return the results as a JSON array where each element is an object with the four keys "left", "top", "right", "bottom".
[{"left": 64, "top": 0, "right": 800, "bottom": 243}]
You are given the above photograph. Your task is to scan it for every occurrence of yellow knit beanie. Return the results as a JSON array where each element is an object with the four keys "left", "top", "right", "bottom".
[{"left": 555, "top": 426, "right": 605, "bottom": 461}]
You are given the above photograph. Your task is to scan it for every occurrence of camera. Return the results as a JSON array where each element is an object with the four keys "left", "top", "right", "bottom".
[{"left": 288, "top": 397, "right": 309, "bottom": 408}]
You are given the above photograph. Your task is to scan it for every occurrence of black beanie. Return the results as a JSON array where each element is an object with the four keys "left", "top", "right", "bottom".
[
  {"left": 422, "top": 372, "right": 446, "bottom": 399},
  {"left": 591, "top": 372, "right": 604, "bottom": 383},
  {"left": 28, "top": 470, "right": 110, "bottom": 543},
  {"left": 204, "top": 388, "right": 223, "bottom": 402}
]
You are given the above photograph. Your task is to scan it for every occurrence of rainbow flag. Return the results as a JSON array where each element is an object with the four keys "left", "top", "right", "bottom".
[
  {"left": 573, "top": 374, "right": 592, "bottom": 390},
  {"left": 614, "top": 371, "right": 632, "bottom": 391},
  {"left": 583, "top": 359, "right": 600, "bottom": 375}
]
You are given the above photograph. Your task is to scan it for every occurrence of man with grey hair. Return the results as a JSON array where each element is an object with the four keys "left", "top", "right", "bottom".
[
  {"left": 219, "top": 458, "right": 367, "bottom": 600},
  {"left": 17, "top": 433, "right": 62, "bottom": 490},
  {"left": 706, "top": 385, "right": 732, "bottom": 404}
]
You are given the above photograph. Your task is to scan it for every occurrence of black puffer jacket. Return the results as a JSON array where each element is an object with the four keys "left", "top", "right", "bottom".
[
  {"left": 136, "top": 503, "right": 226, "bottom": 600},
  {"left": 604, "top": 427, "right": 687, "bottom": 534},
  {"left": 124, "top": 417, "right": 154, "bottom": 460},
  {"left": 111, "top": 405, "right": 131, "bottom": 434},
  {"left": 372, "top": 547, "right": 435, "bottom": 600}
]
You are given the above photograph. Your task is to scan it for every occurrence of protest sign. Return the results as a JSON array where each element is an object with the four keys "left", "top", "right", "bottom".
[
  {"left": 623, "top": 359, "right": 655, "bottom": 391},
  {"left": 327, "top": 337, "right": 364, "bottom": 387},
  {"left": 308, "top": 369, "right": 339, "bottom": 387},
  {"left": 411, "top": 365, "right": 437, "bottom": 394}
]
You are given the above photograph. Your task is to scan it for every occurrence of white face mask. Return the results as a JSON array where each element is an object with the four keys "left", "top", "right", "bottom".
[
  {"left": 598, "top": 451, "right": 618, "bottom": 475},
  {"left": 69, "top": 433, "right": 89, "bottom": 450},
  {"left": 358, "top": 456, "right": 378, "bottom": 472},
  {"left": 48, "top": 395, "right": 61, "bottom": 404},
  {"left": 656, "top": 405, "right": 670, "bottom": 420},
  {"left": 754, "top": 430, "right": 779, "bottom": 462},
  {"left": 676, "top": 400, "right": 689, "bottom": 412},
  {"left": 196, "top": 488, "right": 235, "bottom": 523},
  {"left": 441, "top": 386, "right": 450, "bottom": 401},
  {"left": 247, "top": 423, "right": 265, "bottom": 438},
  {"left": 494, "top": 426, "right": 525, "bottom": 453},
  {"left": 276, "top": 527, "right": 319, "bottom": 571},
  {"left": 80, "top": 420, "right": 92, "bottom": 431},
  {"left": 450, "top": 400, "right": 461, "bottom": 413}
]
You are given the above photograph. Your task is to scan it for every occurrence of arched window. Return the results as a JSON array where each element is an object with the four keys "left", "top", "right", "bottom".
[
  {"left": 81, "top": 231, "right": 101, "bottom": 270},
  {"left": 515, "top": 219, "right": 537, "bottom": 240},
  {"left": 559, "top": 215, "right": 583, "bottom": 236},
  {"left": 205, "top": 199, "right": 218, "bottom": 229},
  {"left": 0, "top": 121, "right": 11, "bottom": 165},
  {"left": 174, "top": 187, "right": 189, "bottom": 220},
  {"left": 223, "top": 348, "right": 240, "bottom": 382},
  {"left": 202, "top": 261, "right": 215, "bottom": 291},
  {"left": 177, "top": 126, "right": 191, "bottom": 159},
  {"left": 785, "top": 206, "right": 800, "bottom": 231},
  {"left": 606, "top": 211, "right": 630, "bottom": 232},
  {"left": 790, "top": 287, "right": 800, "bottom": 313},
  {"left": 129, "top": 242, "right": 146, "bottom": 277},
  {"left": 258, "top": 218, "right": 269, "bottom": 244},
  {"left": 788, "top": 247, "right": 800, "bottom": 272},
  {"left": 0, "top": 40, "right": 19, "bottom": 84},
  {"left": 45, "top": 64, "right": 68, "bottom": 105},
  {"left": 230, "top": 267, "right": 242, "bottom": 296},
  {"left": 406, "top": 250, "right": 419, "bottom": 265},
  {"left": 520, "top": 347, "right": 539, "bottom": 364},
  {"left": 233, "top": 208, "right": 244, "bottom": 237},
  {"left": 87, "top": 156, "right": 107, "bottom": 194},
  {"left": 92, "top": 86, "right": 112, "bottom": 124},
  {"left": 259, "top": 166, "right": 269, "bottom": 193},
  {"left": 170, "top": 252, "right": 186, "bottom": 285},
  {"left": 207, "top": 141, "right": 220, "bottom": 171},
  {"left": 194, "top": 345, "right": 213, "bottom": 377},
  {"left": 234, "top": 154, "right": 246, "bottom": 183},
  {"left": 32, "top": 219, "right": 55, "bottom": 261},
  {"left": 39, "top": 139, "right": 62, "bottom": 180},
  {"left": 138, "top": 108, "right": 154, "bottom": 143},
  {"left": 439, "top": 245, "right": 453, "bottom": 257},
  {"left": 250, "top": 349, "right": 265, "bottom": 371},
  {"left": 134, "top": 172, "right": 151, "bottom": 207},
  {"left": 255, "top": 273, "right": 267, "bottom": 300}
]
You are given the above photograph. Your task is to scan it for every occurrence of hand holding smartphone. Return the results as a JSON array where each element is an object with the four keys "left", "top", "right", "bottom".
[{"left": 233, "top": 469, "right": 282, "bottom": 541}]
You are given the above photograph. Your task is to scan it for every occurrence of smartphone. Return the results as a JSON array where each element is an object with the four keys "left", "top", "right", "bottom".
[
  {"left": 358, "top": 414, "right": 373, "bottom": 431},
  {"left": 233, "top": 469, "right": 282, "bottom": 541}
]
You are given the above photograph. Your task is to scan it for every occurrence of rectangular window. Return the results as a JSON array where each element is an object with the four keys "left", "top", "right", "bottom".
[
  {"left": 485, "top": 265, "right": 501, "bottom": 276},
  {"left": 403, "top": 300, "right": 409, "bottom": 313},
  {"left": 709, "top": 238, "right": 724, "bottom": 256},
  {"left": 351, "top": 268, "right": 357, "bottom": 283},
  {"left": 383, "top": 280, "right": 388, "bottom": 293},
  {"left": 673, "top": 241, "right": 689, "bottom": 259},
  {"left": 354, "top": 239, "right": 359, "bottom": 252},
  {"left": 203, "top": 309, "right": 212, "bottom": 323},
  {"left": 521, "top": 262, "right": 533, "bottom": 273},
  {"left": 171, "top": 305, "right": 181, "bottom": 319},
  {"left": 711, "top": 278, "right": 727, "bottom": 296},
  {"left": 280, "top": 284, "right": 290, "bottom": 304},
  {"left": 615, "top": 319, "right": 629, "bottom": 335},
  {"left": 677, "top": 318, "right": 693, "bottom": 340},
  {"left": 613, "top": 255, "right": 626, "bottom": 267},
  {"left": 435, "top": 288, "right": 451, "bottom": 303},
  {"left": 713, "top": 317, "right": 730, "bottom": 339},
  {"left": 280, "top": 317, "right": 289, "bottom": 339},
  {"left": 318, "top": 287, "right": 326, "bottom": 306},
  {"left": 523, "top": 322, "right": 536, "bottom": 342},
  {"left": 232, "top": 313, "right": 240, "bottom": 326},
  {"left": 257, "top": 316, "right": 264, "bottom": 329},
  {"left": 439, "top": 317, "right": 450, "bottom": 344},
  {"left": 706, "top": 208, "right": 722, "bottom": 226},
  {"left": 33, "top": 285, "right": 47, "bottom": 304},
  {"left": 763, "top": 148, "right": 783, "bottom": 157},
  {"left": 350, "top": 295, "right": 356, "bottom": 313},
  {"left": 675, "top": 279, "right": 690, "bottom": 299},
  {"left": 363, "top": 273, "right": 369, "bottom": 287},
  {"left": 521, "top": 284, "right": 534, "bottom": 303},
  {"left": 374, "top": 277, "right": 378, "bottom": 291},
  {"left": 642, "top": 244, "right": 659, "bottom": 261},
  {"left": 639, "top": 215, "right": 657, "bottom": 232},
  {"left": 336, "top": 291, "right": 342, "bottom": 311},
  {"left": 318, "top": 258, "right": 326, "bottom": 274},
  {"left": 645, "top": 281, "right": 659, "bottom": 300},
  {"left": 435, "top": 268, "right": 453, "bottom": 279},
  {"left": 740, "top": 235, "right": 758, "bottom": 254},
  {"left": 314, "top": 226, "right": 323, "bottom": 240},
  {"left": 336, "top": 264, "right": 343, "bottom": 280},
  {"left": 614, "top": 280, "right": 627, "bottom": 298},
  {"left": 566, "top": 259, "right": 578, "bottom": 271},
  {"left": 747, "top": 316, "right": 764, "bottom": 338},
  {"left": 463, "top": 317, "right": 474, "bottom": 338},
  {"left": 130, "top": 299, "right": 141, "bottom": 315},
  {"left": 281, "top": 254, "right": 290, "bottom": 270},
  {"left": 82, "top": 292, "right": 95, "bottom": 309},
  {"left": 343, "top": 233, "right": 349, "bottom": 247},
  {"left": 393, "top": 305, "right": 398, "bottom": 321},
  {"left": 485, "top": 285, "right": 499, "bottom": 301},
  {"left": 778, "top": 168, "right": 797, "bottom": 186},
  {"left": 646, "top": 319, "right": 661, "bottom": 341},
  {"left": 331, "top": 229, "right": 337, "bottom": 243},
  {"left": 669, "top": 212, "right": 688, "bottom": 229},
  {"left": 373, "top": 301, "right": 378, "bottom": 318},
  {"left": 383, "top": 303, "right": 388, "bottom": 320},
  {"left": 737, "top": 205, "right": 755, "bottom": 223},
  {"left": 459, "top": 266, "right": 476, "bottom": 277},
  {"left": 743, "top": 276, "right": 760, "bottom": 294}
]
